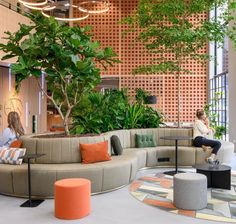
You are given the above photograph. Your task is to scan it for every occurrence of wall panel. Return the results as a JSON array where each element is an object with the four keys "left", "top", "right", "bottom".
[
  {"left": 0, "top": 66, "right": 47, "bottom": 134},
  {"left": 78, "top": 0, "right": 207, "bottom": 123},
  {"left": 0, "top": 6, "right": 47, "bottom": 134},
  {"left": 73, "top": 0, "right": 208, "bottom": 123},
  {"left": 0, "top": 5, "right": 30, "bottom": 63}
]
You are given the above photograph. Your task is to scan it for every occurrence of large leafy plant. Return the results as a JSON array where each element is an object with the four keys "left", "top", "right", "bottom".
[
  {"left": 0, "top": 12, "right": 118, "bottom": 135},
  {"left": 72, "top": 89, "right": 163, "bottom": 134},
  {"left": 122, "top": 0, "right": 234, "bottom": 126}
]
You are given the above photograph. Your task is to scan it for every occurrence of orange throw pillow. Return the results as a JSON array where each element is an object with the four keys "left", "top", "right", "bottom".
[
  {"left": 9, "top": 140, "right": 22, "bottom": 148},
  {"left": 80, "top": 141, "right": 111, "bottom": 164}
]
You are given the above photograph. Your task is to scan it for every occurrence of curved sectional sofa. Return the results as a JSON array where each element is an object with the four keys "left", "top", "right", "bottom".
[{"left": 0, "top": 128, "right": 234, "bottom": 198}]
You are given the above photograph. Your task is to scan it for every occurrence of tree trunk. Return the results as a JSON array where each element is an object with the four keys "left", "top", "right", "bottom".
[
  {"left": 63, "top": 117, "right": 70, "bottom": 136},
  {"left": 63, "top": 107, "right": 72, "bottom": 136},
  {"left": 177, "top": 72, "right": 181, "bottom": 127}
]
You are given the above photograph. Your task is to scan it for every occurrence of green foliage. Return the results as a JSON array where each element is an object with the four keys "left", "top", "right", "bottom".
[
  {"left": 71, "top": 89, "right": 163, "bottom": 134},
  {"left": 122, "top": 0, "right": 230, "bottom": 74},
  {"left": 0, "top": 12, "right": 119, "bottom": 135},
  {"left": 121, "top": 0, "right": 236, "bottom": 126},
  {"left": 224, "top": 2, "right": 236, "bottom": 50},
  {"left": 204, "top": 92, "right": 226, "bottom": 139},
  {"left": 135, "top": 88, "right": 149, "bottom": 104}
]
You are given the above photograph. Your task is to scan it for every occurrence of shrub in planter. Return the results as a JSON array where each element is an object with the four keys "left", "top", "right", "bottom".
[{"left": 72, "top": 89, "right": 163, "bottom": 134}]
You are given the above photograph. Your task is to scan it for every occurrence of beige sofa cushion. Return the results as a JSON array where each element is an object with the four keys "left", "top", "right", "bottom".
[
  {"left": 123, "top": 148, "right": 147, "bottom": 169},
  {"left": 125, "top": 146, "right": 196, "bottom": 167},
  {"left": 7, "top": 154, "right": 138, "bottom": 197},
  {"left": 36, "top": 138, "right": 81, "bottom": 163},
  {"left": 0, "top": 164, "right": 17, "bottom": 195},
  {"left": 101, "top": 154, "right": 137, "bottom": 191}
]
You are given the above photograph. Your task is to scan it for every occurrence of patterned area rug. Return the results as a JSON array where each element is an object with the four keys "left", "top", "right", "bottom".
[{"left": 129, "top": 171, "right": 236, "bottom": 223}]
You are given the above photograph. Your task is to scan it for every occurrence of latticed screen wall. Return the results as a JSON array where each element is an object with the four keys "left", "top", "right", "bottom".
[{"left": 74, "top": 0, "right": 208, "bottom": 123}]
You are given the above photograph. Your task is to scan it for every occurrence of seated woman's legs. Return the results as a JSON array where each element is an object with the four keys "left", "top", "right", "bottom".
[
  {"left": 193, "top": 136, "right": 221, "bottom": 161},
  {"left": 200, "top": 138, "right": 221, "bottom": 157}
]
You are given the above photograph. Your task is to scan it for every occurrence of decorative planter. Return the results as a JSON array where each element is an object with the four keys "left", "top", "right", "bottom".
[{"left": 145, "top": 95, "right": 157, "bottom": 104}]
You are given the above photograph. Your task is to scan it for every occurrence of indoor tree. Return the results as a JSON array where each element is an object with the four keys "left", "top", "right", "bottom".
[
  {"left": 123, "top": 0, "right": 233, "bottom": 126},
  {"left": 0, "top": 12, "right": 118, "bottom": 135}
]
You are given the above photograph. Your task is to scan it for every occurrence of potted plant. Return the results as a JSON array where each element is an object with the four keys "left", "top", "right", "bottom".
[
  {"left": 135, "top": 88, "right": 157, "bottom": 104},
  {"left": 0, "top": 12, "right": 119, "bottom": 135},
  {"left": 145, "top": 95, "right": 157, "bottom": 104}
]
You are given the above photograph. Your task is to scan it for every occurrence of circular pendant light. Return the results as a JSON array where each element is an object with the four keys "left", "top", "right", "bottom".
[
  {"left": 42, "top": 3, "right": 89, "bottom": 21},
  {"left": 78, "top": 0, "right": 110, "bottom": 14},
  {"left": 18, "top": 0, "right": 48, "bottom": 6},
  {"left": 22, "top": 1, "right": 54, "bottom": 10}
]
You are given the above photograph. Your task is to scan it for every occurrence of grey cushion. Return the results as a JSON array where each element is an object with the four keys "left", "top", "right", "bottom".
[{"left": 111, "top": 135, "right": 123, "bottom": 155}]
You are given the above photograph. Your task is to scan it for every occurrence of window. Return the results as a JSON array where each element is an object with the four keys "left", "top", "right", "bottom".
[{"left": 209, "top": 5, "right": 228, "bottom": 140}]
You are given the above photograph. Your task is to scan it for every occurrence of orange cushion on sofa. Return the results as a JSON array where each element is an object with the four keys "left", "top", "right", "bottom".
[
  {"left": 80, "top": 141, "right": 111, "bottom": 164},
  {"left": 9, "top": 140, "right": 22, "bottom": 148}
]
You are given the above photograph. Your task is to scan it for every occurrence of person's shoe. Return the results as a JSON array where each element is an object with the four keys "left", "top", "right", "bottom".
[
  {"left": 206, "top": 157, "right": 214, "bottom": 164},
  {"left": 214, "top": 159, "right": 220, "bottom": 166}
]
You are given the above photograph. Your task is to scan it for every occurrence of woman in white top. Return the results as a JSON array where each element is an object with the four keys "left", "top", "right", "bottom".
[
  {"left": 0, "top": 111, "right": 24, "bottom": 147},
  {"left": 193, "top": 109, "right": 221, "bottom": 163}
]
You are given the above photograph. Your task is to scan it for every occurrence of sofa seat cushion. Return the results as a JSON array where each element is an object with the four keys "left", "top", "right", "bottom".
[
  {"left": 123, "top": 148, "right": 147, "bottom": 169},
  {"left": 218, "top": 140, "right": 234, "bottom": 164},
  {"left": 99, "top": 154, "right": 138, "bottom": 191},
  {"left": 0, "top": 164, "right": 26, "bottom": 195},
  {"left": 0, "top": 153, "right": 138, "bottom": 197},
  {"left": 124, "top": 146, "right": 196, "bottom": 167},
  {"left": 150, "top": 146, "right": 196, "bottom": 167}
]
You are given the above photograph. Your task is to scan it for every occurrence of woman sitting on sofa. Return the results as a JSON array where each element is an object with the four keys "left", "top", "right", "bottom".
[
  {"left": 193, "top": 109, "right": 221, "bottom": 163},
  {"left": 0, "top": 111, "right": 24, "bottom": 147}
]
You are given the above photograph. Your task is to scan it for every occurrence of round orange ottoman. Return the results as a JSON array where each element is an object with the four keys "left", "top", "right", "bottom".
[{"left": 54, "top": 178, "right": 91, "bottom": 220}]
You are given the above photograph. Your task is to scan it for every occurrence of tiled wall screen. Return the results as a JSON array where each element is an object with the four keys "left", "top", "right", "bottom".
[{"left": 74, "top": 0, "right": 207, "bottom": 122}]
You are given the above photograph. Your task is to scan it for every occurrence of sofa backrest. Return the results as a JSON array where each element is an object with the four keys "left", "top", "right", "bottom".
[
  {"left": 107, "top": 129, "right": 131, "bottom": 149},
  {"left": 21, "top": 134, "right": 109, "bottom": 164},
  {"left": 129, "top": 128, "right": 193, "bottom": 148},
  {"left": 21, "top": 128, "right": 193, "bottom": 164}
]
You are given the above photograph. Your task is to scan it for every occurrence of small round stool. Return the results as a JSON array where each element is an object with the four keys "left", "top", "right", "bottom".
[
  {"left": 173, "top": 173, "right": 207, "bottom": 210},
  {"left": 55, "top": 178, "right": 91, "bottom": 220}
]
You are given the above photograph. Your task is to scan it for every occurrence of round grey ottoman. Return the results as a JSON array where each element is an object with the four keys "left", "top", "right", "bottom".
[{"left": 173, "top": 173, "right": 207, "bottom": 210}]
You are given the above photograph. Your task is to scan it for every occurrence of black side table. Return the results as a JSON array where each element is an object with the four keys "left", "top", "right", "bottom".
[
  {"left": 194, "top": 164, "right": 231, "bottom": 190},
  {"left": 160, "top": 136, "right": 193, "bottom": 176},
  {"left": 19, "top": 153, "right": 45, "bottom": 207}
]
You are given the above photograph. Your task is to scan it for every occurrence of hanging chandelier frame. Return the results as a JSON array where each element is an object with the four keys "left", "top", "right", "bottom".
[
  {"left": 78, "top": 0, "right": 110, "bottom": 14},
  {"left": 22, "top": 1, "right": 54, "bottom": 11},
  {"left": 42, "top": 3, "right": 89, "bottom": 21},
  {"left": 18, "top": 0, "right": 48, "bottom": 6}
]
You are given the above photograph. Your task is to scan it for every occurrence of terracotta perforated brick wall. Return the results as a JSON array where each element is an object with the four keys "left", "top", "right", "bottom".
[{"left": 74, "top": 0, "right": 208, "bottom": 123}]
